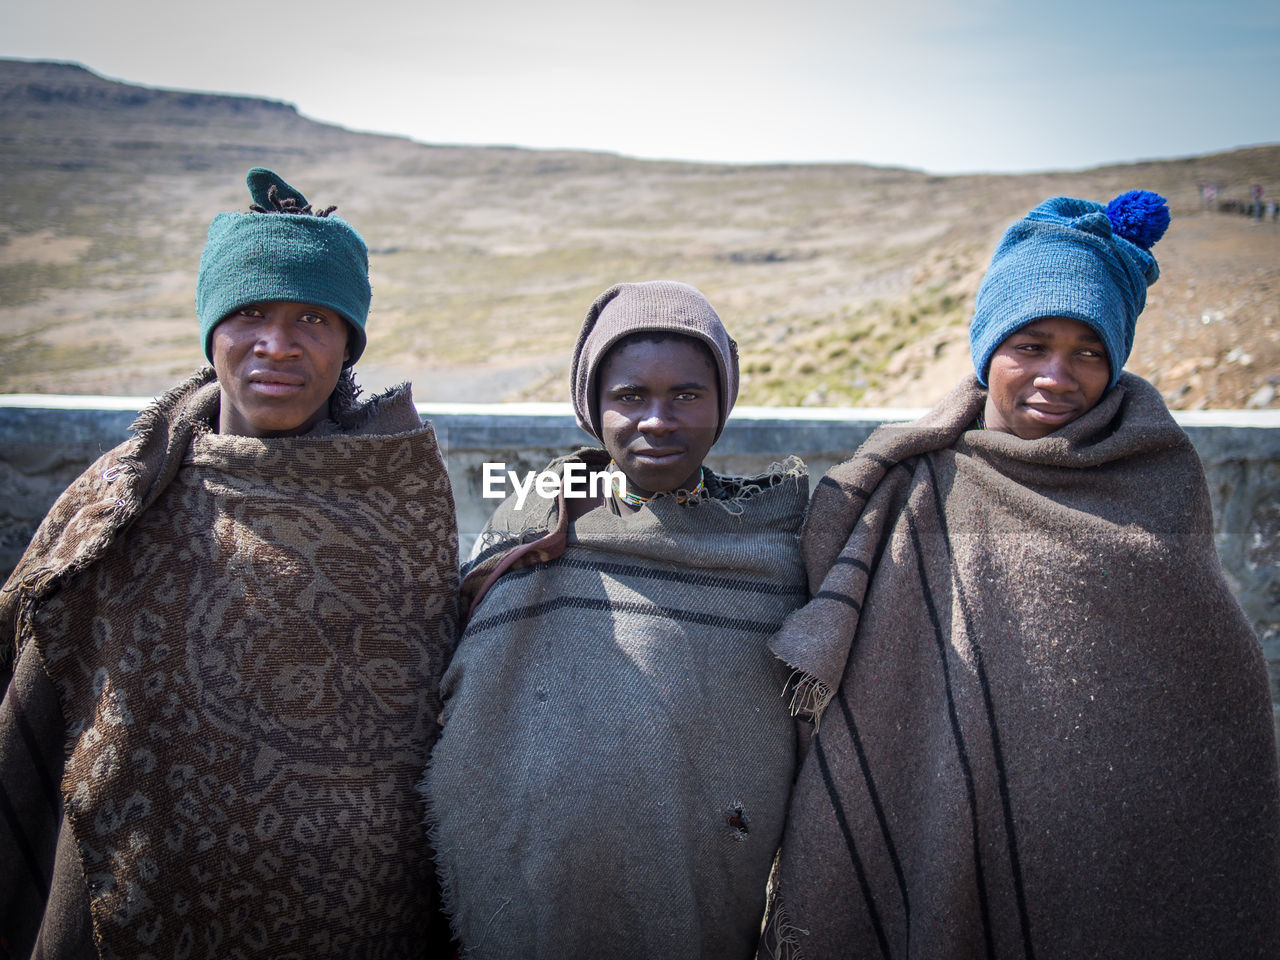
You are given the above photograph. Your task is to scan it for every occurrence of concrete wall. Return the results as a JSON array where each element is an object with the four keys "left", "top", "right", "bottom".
[{"left": 2, "top": 396, "right": 1277, "bottom": 745}]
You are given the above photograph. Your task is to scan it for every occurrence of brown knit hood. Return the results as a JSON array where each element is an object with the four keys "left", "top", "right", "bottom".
[{"left": 569, "top": 280, "right": 739, "bottom": 442}]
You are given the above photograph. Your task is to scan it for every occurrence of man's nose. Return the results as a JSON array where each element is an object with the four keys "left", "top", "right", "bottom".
[
  {"left": 1034, "top": 354, "right": 1078, "bottom": 392},
  {"left": 637, "top": 403, "right": 677, "bottom": 434},
  {"left": 254, "top": 319, "right": 300, "bottom": 358}
]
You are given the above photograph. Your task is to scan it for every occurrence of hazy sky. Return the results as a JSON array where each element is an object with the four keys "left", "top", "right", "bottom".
[{"left": 3, "top": 0, "right": 1277, "bottom": 173}]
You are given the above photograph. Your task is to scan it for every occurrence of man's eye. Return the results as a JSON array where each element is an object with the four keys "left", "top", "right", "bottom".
[{"left": 237, "top": 307, "right": 263, "bottom": 318}]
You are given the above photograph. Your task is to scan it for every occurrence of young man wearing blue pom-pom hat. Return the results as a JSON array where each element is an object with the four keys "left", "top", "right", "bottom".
[
  {"left": 0, "top": 169, "right": 459, "bottom": 958},
  {"left": 763, "top": 191, "right": 1280, "bottom": 959},
  {"left": 968, "top": 190, "right": 1169, "bottom": 439}
]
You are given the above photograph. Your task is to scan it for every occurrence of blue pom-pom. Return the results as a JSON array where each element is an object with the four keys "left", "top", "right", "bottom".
[{"left": 1105, "top": 190, "right": 1170, "bottom": 250}]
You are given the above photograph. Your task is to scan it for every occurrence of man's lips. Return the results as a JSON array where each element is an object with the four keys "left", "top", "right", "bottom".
[
  {"left": 1023, "top": 401, "right": 1077, "bottom": 421},
  {"left": 247, "top": 370, "right": 306, "bottom": 395},
  {"left": 629, "top": 447, "right": 684, "bottom": 463}
]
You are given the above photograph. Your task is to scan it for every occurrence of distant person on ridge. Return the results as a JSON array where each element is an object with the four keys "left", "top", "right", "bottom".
[
  {"left": 762, "top": 191, "right": 1280, "bottom": 959},
  {"left": 424, "top": 280, "right": 809, "bottom": 959},
  {"left": 0, "top": 168, "right": 459, "bottom": 958}
]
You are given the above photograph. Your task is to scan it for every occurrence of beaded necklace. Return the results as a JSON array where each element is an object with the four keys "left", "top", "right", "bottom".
[{"left": 609, "top": 462, "right": 707, "bottom": 508}]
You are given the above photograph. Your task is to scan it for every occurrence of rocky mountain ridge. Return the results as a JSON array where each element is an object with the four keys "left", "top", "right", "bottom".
[{"left": 1, "top": 58, "right": 1276, "bottom": 409}]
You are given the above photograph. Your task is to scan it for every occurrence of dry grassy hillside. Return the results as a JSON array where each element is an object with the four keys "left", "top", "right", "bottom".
[{"left": 1, "top": 59, "right": 1276, "bottom": 408}]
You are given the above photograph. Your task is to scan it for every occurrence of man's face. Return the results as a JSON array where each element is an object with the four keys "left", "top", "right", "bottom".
[
  {"left": 210, "top": 300, "right": 350, "bottom": 438},
  {"left": 597, "top": 336, "right": 720, "bottom": 497},
  {"left": 983, "top": 316, "right": 1110, "bottom": 440}
]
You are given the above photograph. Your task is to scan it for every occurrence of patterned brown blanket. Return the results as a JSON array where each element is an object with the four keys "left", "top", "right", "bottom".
[
  {"left": 765, "top": 373, "right": 1280, "bottom": 960},
  {"left": 0, "top": 370, "right": 458, "bottom": 959},
  {"left": 425, "top": 451, "right": 808, "bottom": 960}
]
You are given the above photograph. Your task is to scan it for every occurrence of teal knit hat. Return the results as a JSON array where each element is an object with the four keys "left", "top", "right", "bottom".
[
  {"left": 969, "top": 190, "right": 1170, "bottom": 389},
  {"left": 195, "top": 168, "right": 371, "bottom": 365}
]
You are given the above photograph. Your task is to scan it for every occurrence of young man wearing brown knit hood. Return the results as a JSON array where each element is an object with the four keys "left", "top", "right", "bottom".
[{"left": 424, "top": 280, "right": 808, "bottom": 960}]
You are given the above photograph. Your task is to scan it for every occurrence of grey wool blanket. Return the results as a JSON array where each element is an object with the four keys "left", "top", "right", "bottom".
[
  {"left": 0, "top": 370, "right": 459, "bottom": 959},
  {"left": 764, "top": 373, "right": 1280, "bottom": 960},
  {"left": 424, "top": 451, "right": 808, "bottom": 960}
]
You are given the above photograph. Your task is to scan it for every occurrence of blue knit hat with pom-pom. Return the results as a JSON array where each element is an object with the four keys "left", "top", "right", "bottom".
[
  {"left": 196, "top": 168, "right": 371, "bottom": 366},
  {"left": 969, "top": 190, "right": 1170, "bottom": 388}
]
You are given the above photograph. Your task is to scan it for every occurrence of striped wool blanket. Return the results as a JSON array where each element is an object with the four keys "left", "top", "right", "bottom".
[
  {"left": 425, "top": 451, "right": 808, "bottom": 960},
  {"left": 764, "top": 373, "right": 1280, "bottom": 960},
  {"left": 0, "top": 370, "right": 459, "bottom": 959}
]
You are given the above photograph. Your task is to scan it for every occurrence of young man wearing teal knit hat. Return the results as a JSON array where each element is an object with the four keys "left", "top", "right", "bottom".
[
  {"left": 0, "top": 170, "right": 459, "bottom": 958},
  {"left": 764, "top": 191, "right": 1280, "bottom": 959},
  {"left": 196, "top": 167, "right": 373, "bottom": 437}
]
